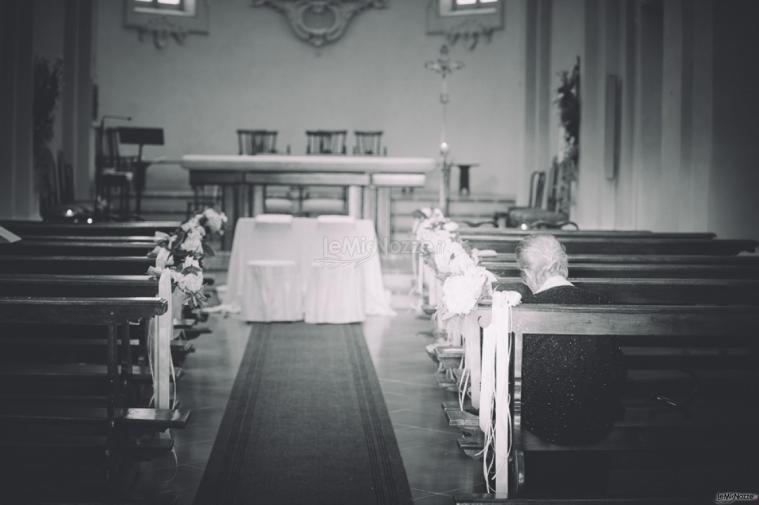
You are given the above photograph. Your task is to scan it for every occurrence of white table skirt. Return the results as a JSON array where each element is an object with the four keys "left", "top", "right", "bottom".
[{"left": 225, "top": 217, "right": 394, "bottom": 316}]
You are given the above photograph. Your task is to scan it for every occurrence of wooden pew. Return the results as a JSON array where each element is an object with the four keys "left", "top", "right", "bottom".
[
  {"left": 456, "top": 304, "right": 759, "bottom": 502},
  {"left": 0, "top": 296, "right": 189, "bottom": 497},
  {"left": 0, "top": 239, "right": 156, "bottom": 256},
  {"left": 492, "top": 277, "right": 759, "bottom": 305},
  {"left": 481, "top": 253, "right": 759, "bottom": 265},
  {"left": 482, "top": 262, "right": 759, "bottom": 279},
  {"left": 436, "top": 277, "right": 759, "bottom": 396},
  {"left": 0, "top": 220, "right": 180, "bottom": 237},
  {"left": 459, "top": 228, "right": 716, "bottom": 239},
  {"left": 463, "top": 236, "right": 757, "bottom": 255}
]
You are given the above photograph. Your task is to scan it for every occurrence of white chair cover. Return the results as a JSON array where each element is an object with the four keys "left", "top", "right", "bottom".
[{"left": 242, "top": 260, "right": 303, "bottom": 322}]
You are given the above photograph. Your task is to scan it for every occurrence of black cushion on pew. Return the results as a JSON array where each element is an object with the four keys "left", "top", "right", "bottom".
[
  {"left": 0, "top": 255, "right": 155, "bottom": 274},
  {"left": 465, "top": 236, "right": 757, "bottom": 255}
]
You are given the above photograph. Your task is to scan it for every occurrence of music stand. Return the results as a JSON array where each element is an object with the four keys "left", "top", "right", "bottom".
[{"left": 117, "top": 127, "right": 164, "bottom": 216}]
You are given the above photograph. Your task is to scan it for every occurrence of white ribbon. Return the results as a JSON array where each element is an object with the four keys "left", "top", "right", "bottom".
[
  {"left": 148, "top": 270, "right": 175, "bottom": 409},
  {"left": 462, "top": 312, "right": 482, "bottom": 409},
  {"left": 478, "top": 290, "right": 521, "bottom": 495}
]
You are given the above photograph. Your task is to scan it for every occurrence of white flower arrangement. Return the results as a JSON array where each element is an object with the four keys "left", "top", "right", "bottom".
[
  {"left": 439, "top": 265, "right": 497, "bottom": 320},
  {"left": 147, "top": 207, "right": 227, "bottom": 307}
]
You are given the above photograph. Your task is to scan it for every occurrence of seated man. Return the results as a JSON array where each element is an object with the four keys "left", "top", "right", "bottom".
[{"left": 515, "top": 234, "right": 625, "bottom": 496}]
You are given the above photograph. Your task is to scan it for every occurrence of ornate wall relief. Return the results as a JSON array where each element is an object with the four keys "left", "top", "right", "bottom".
[{"left": 253, "top": 0, "right": 387, "bottom": 47}]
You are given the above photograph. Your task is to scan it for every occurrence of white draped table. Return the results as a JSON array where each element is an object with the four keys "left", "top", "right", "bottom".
[{"left": 225, "top": 217, "right": 394, "bottom": 317}]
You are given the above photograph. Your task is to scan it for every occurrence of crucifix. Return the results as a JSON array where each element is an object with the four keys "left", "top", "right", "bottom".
[{"left": 425, "top": 44, "right": 464, "bottom": 215}]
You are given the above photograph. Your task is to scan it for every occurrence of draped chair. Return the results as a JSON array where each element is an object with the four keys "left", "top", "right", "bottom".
[{"left": 302, "top": 130, "right": 349, "bottom": 216}]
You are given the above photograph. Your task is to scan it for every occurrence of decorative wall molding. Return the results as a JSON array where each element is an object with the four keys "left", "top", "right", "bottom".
[
  {"left": 124, "top": 0, "right": 210, "bottom": 49},
  {"left": 253, "top": 0, "right": 387, "bottom": 47}
]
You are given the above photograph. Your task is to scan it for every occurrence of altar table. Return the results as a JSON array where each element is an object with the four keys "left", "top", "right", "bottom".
[
  {"left": 181, "top": 154, "right": 436, "bottom": 248},
  {"left": 225, "top": 217, "right": 394, "bottom": 317}
]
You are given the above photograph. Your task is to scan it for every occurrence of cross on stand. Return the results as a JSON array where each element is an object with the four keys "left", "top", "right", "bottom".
[{"left": 425, "top": 44, "right": 464, "bottom": 216}]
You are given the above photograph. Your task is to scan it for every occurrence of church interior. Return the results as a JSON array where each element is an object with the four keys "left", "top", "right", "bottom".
[{"left": 1, "top": 0, "right": 759, "bottom": 503}]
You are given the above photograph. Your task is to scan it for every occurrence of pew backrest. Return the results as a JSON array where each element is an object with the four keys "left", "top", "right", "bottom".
[
  {"left": 459, "top": 228, "right": 716, "bottom": 239},
  {"left": 0, "top": 240, "right": 156, "bottom": 257},
  {"left": 0, "top": 274, "right": 158, "bottom": 298},
  {"left": 492, "top": 277, "right": 759, "bottom": 305},
  {"left": 483, "top": 253, "right": 759, "bottom": 265},
  {"left": 0, "top": 256, "right": 155, "bottom": 275},
  {"left": 483, "top": 262, "right": 759, "bottom": 278},
  {"left": 0, "top": 220, "right": 179, "bottom": 237},
  {"left": 0, "top": 296, "right": 167, "bottom": 325},
  {"left": 465, "top": 237, "right": 757, "bottom": 255}
]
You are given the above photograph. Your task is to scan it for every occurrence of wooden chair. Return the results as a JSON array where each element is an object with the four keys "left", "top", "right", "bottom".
[
  {"left": 236, "top": 129, "right": 278, "bottom": 155},
  {"left": 302, "top": 130, "right": 349, "bottom": 215},
  {"left": 306, "top": 130, "right": 347, "bottom": 155},
  {"left": 95, "top": 128, "right": 136, "bottom": 219},
  {"left": 235, "top": 130, "right": 295, "bottom": 214},
  {"left": 494, "top": 161, "right": 576, "bottom": 229},
  {"left": 353, "top": 130, "right": 386, "bottom": 156}
]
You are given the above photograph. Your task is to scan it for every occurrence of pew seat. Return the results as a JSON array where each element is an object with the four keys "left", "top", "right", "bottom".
[{"left": 0, "top": 405, "right": 189, "bottom": 429}]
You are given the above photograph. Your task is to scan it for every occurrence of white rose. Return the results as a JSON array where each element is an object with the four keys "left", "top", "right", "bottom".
[
  {"left": 181, "top": 229, "right": 204, "bottom": 254},
  {"left": 183, "top": 256, "right": 200, "bottom": 270},
  {"left": 434, "top": 240, "right": 466, "bottom": 273},
  {"left": 179, "top": 272, "right": 203, "bottom": 292},
  {"left": 181, "top": 216, "right": 200, "bottom": 232},
  {"left": 448, "top": 249, "right": 476, "bottom": 276},
  {"left": 156, "top": 248, "right": 172, "bottom": 268}
]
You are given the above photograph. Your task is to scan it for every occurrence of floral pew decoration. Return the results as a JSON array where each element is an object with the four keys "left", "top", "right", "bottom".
[
  {"left": 413, "top": 209, "right": 530, "bottom": 495},
  {"left": 413, "top": 208, "right": 498, "bottom": 411},
  {"left": 413, "top": 207, "right": 459, "bottom": 314},
  {"left": 144, "top": 208, "right": 226, "bottom": 411},
  {"left": 147, "top": 208, "right": 228, "bottom": 309}
]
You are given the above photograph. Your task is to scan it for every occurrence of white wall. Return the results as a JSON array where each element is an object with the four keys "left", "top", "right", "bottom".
[
  {"left": 575, "top": 0, "right": 759, "bottom": 240},
  {"left": 93, "top": 0, "right": 528, "bottom": 197}
]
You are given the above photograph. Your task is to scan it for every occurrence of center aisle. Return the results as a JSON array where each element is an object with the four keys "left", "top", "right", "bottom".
[{"left": 193, "top": 322, "right": 413, "bottom": 505}]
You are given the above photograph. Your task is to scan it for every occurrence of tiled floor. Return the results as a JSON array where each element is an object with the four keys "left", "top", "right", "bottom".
[{"left": 134, "top": 283, "right": 483, "bottom": 504}]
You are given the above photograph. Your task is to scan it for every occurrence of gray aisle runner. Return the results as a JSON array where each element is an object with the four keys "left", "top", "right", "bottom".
[{"left": 193, "top": 322, "right": 413, "bottom": 505}]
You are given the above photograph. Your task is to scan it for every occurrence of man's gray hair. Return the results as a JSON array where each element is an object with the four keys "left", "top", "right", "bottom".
[{"left": 515, "top": 234, "right": 569, "bottom": 279}]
